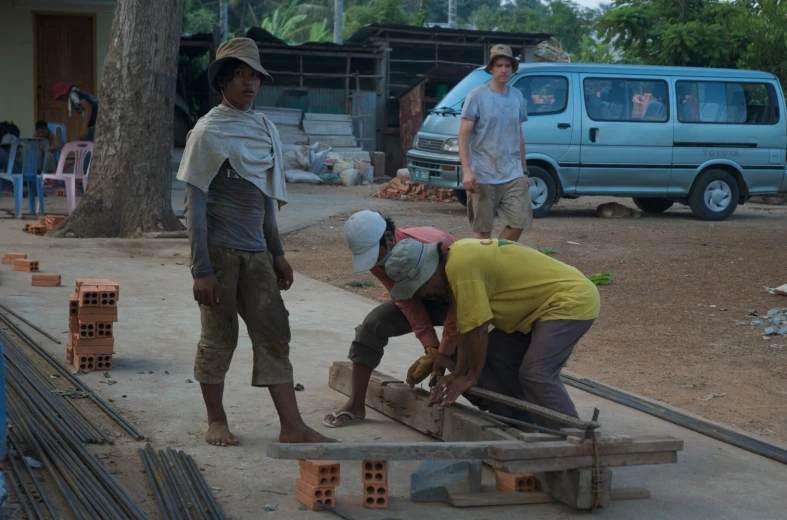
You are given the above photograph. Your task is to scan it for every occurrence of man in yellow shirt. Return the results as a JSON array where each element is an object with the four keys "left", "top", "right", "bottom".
[{"left": 385, "top": 238, "right": 600, "bottom": 428}]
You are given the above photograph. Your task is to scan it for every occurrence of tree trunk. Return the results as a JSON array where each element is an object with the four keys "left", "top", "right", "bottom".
[{"left": 53, "top": 0, "right": 186, "bottom": 238}]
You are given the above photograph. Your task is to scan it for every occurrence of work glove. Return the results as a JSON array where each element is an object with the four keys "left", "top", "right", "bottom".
[{"left": 406, "top": 347, "right": 438, "bottom": 386}]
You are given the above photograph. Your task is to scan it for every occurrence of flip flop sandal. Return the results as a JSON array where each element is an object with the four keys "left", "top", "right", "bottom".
[{"left": 323, "top": 410, "right": 363, "bottom": 429}]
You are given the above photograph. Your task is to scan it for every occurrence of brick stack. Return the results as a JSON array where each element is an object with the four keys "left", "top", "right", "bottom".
[
  {"left": 24, "top": 215, "right": 66, "bottom": 235},
  {"left": 13, "top": 259, "right": 39, "bottom": 272},
  {"left": 494, "top": 470, "right": 535, "bottom": 493},
  {"left": 67, "top": 278, "right": 119, "bottom": 370},
  {"left": 296, "top": 460, "right": 340, "bottom": 511},
  {"left": 371, "top": 175, "right": 457, "bottom": 203},
  {"left": 362, "top": 460, "right": 388, "bottom": 509},
  {"left": 2, "top": 253, "right": 26, "bottom": 265}
]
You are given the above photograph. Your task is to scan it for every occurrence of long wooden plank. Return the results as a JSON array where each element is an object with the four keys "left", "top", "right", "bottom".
[
  {"left": 449, "top": 487, "right": 650, "bottom": 507},
  {"left": 488, "top": 436, "right": 683, "bottom": 461},
  {"left": 266, "top": 441, "right": 523, "bottom": 461},
  {"left": 493, "top": 451, "right": 678, "bottom": 474},
  {"left": 328, "top": 361, "right": 443, "bottom": 437}
]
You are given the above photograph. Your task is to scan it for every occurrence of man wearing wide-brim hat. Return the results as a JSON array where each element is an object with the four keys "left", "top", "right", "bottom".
[
  {"left": 458, "top": 44, "right": 532, "bottom": 243},
  {"left": 177, "top": 37, "right": 334, "bottom": 446}
]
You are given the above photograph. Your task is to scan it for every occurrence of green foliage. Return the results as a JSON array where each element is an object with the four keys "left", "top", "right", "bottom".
[
  {"left": 347, "top": 280, "right": 376, "bottom": 288},
  {"left": 596, "top": 0, "right": 748, "bottom": 68},
  {"left": 572, "top": 34, "right": 617, "bottom": 64},
  {"left": 183, "top": 0, "right": 218, "bottom": 34},
  {"left": 735, "top": 0, "right": 787, "bottom": 90},
  {"left": 344, "top": 0, "right": 414, "bottom": 40},
  {"left": 308, "top": 19, "right": 333, "bottom": 42},
  {"left": 587, "top": 271, "right": 614, "bottom": 285}
]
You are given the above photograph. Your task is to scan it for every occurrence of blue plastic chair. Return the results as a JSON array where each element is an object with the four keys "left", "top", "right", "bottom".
[
  {"left": 47, "top": 122, "right": 67, "bottom": 165},
  {"left": 0, "top": 138, "right": 48, "bottom": 218}
]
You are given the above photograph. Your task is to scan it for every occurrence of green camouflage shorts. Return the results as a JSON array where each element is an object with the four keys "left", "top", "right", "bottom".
[{"left": 194, "top": 247, "right": 293, "bottom": 386}]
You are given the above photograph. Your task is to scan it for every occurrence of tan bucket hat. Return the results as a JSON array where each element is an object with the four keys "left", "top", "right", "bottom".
[
  {"left": 484, "top": 44, "right": 519, "bottom": 73},
  {"left": 207, "top": 37, "right": 272, "bottom": 92}
]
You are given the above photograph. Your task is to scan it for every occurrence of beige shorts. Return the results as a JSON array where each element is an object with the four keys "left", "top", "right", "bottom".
[
  {"left": 467, "top": 176, "right": 533, "bottom": 234},
  {"left": 194, "top": 247, "right": 293, "bottom": 387}
]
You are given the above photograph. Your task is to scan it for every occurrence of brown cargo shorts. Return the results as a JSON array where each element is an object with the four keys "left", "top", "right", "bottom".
[
  {"left": 194, "top": 247, "right": 293, "bottom": 387},
  {"left": 467, "top": 176, "right": 533, "bottom": 234}
]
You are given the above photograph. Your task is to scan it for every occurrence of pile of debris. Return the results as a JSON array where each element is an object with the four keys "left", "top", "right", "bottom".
[
  {"left": 372, "top": 176, "right": 457, "bottom": 203},
  {"left": 739, "top": 307, "right": 787, "bottom": 338},
  {"left": 24, "top": 215, "right": 66, "bottom": 235}
]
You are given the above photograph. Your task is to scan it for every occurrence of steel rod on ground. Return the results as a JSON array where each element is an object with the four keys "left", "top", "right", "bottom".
[
  {"left": 465, "top": 387, "right": 600, "bottom": 430},
  {"left": 482, "top": 411, "right": 570, "bottom": 438},
  {"left": 140, "top": 445, "right": 226, "bottom": 520},
  {"left": 561, "top": 373, "right": 787, "bottom": 464},
  {"left": 0, "top": 301, "right": 62, "bottom": 343},
  {"left": 0, "top": 309, "right": 145, "bottom": 440}
]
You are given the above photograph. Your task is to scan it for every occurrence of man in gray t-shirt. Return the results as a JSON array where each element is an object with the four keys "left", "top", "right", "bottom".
[{"left": 459, "top": 44, "right": 533, "bottom": 241}]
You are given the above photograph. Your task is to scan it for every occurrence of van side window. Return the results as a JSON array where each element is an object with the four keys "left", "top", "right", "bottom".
[
  {"left": 513, "top": 76, "right": 569, "bottom": 116},
  {"left": 583, "top": 78, "right": 669, "bottom": 122},
  {"left": 676, "top": 81, "right": 780, "bottom": 125}
]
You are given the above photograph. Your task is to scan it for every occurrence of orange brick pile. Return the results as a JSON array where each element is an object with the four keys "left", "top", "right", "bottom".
[
  {"left": 297, "top": 460, "right": 340, "bottom": 511},
  {"left": 24, "top": 215, "right": 66, "bottom": 235},
  {"left": 67, "top": 278, "right": 119, "bottom": 371},
  {"left": 371, "top": 176, "right": 457, "bottom": 203},
  {"left": 2, "top": 253, "right": 27, "bottom": 265},
  {"left": 362, "top": 460, "right": 388, "bottom": 509}
]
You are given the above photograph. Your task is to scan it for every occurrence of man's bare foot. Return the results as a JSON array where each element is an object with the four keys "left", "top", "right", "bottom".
[
  {"left": 322, "top": 402, "right": 365, "bottom": 428},
  {"left": 205, "top": 421, "right": 239, "bottom": 446},
  {"left": 280, "top": 426, "right": 337, "bottom": 443}
]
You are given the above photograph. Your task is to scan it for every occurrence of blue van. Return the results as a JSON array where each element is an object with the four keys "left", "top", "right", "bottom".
[{"left": 406, "top": 63, "right": 787, "bottom": 220}]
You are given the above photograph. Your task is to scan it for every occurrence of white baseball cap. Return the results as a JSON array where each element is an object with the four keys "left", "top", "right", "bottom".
[{"left": 344, "top": 210, "right": 387, "bottom": 272}]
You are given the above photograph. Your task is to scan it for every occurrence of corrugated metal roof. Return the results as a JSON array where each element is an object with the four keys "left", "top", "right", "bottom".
[{"left": 346, "top": 23, "right": 552, "bottom": 46}]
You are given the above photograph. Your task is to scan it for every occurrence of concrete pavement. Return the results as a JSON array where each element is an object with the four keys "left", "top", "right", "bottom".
[{"left": 0, "top": 189, "right": 785, "bottom": 519}]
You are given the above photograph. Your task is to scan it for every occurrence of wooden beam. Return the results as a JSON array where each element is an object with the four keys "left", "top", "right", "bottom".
[
  {"left": 328, "top": 362, "right": 520, "bottom": 442},
  {"left": 448, "top": 487, "right": 650, "bottom": 508},
  {"left": 266, "top": 441, "right": 523, "bottom": 461},
  {"left": 492, "top": 451, "right": 678, "bottom": 474},
  {"left": 488, "top": 436, "right": 684, "bottom": 461}
]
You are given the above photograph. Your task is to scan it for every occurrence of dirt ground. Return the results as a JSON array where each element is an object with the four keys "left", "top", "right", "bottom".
[{"left": 284, "top": 194, "right": 787, "bottom": 444}]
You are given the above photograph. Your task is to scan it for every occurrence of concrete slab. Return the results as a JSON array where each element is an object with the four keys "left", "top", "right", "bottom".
[{"left": 0, "top": 193, "right": 784, "bottom": 519}]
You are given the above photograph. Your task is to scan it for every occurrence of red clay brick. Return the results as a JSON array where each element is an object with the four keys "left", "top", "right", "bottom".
[
  {"left": 75, "top": 279, "right": 119, "bottom": 298},
  {"left": 79, "top": 322, "right": 97, "bottom": 338},
  {"left": 295, "top": 489, "right": 334, "bottom": 511},
  {"left": 69, "top": 293, "right": 79, "bottom": 316},
  {"left": 74, "top": 336, "right": 114, "bottom": 348},
  {"left": 300, "top": 466, "right": 341, "bottom": 487},
  {"left": 73, "top": 354, "right": 113, "bottom": 371},
  {"left": 2, "top": 253, "right": 26, "bottom": 265},
  {"left": 295, "top": 478, "right": 336, "bottom": 502},
  {"left": 361, "top": 460, "right": 388, "bottom": 484},
  {"left": 98, "top": 285, "right": 118, "bottom": 307},
  {"left": 69, "top": 316, "right": 79, "bottom": 332},
  {"left": 494, "top": 470, "right": 535, "bottom": 492},
  {"left": 78, "top": 308, "right": 119, "bottom": 323},
  {"left": 14, "top": 259, "right": 39, "bottom": 272},
  {"left": 78, "top": 286, "right": 101, "bottom": 307},
  {"left": 362, "top": 482, "right": 388, "bottom": 509},
  {"left": 73, "top": 344, "right": 114, "bottom": 356},
  {"left": 96, "top": 322, "right": 114, "bottom": 338}
]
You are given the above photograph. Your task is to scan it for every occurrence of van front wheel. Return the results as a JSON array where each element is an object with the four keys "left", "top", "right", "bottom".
[
  {"left": 528, "top": 166, "right": 556, "bottom": 218},
  {"left": 632, "top": 197, "right": 674, "bottom": 213},
  {"left": 688, "top": 169, "right": 739, "bottom": 221}
]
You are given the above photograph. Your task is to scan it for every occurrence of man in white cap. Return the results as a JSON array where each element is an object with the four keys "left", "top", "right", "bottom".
[
  {"left": 459, "top": 44, "right": 532, "bottom": 242},
  {"left": 178, "top": 37, "right": 333, "bottom": 446},
  {"left": 385, "top": 238, "right": 600, "bottom": 429},
  {"left": 323, "top": 210, "right": 457, "bottom": 428}
]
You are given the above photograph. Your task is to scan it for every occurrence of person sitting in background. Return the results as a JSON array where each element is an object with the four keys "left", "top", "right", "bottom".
[
  {"left": 34, "top": 120, "right": 58, "bottom": 172},
  {"left": 52, "top": 81, "right": 98, "bottom": 141}
]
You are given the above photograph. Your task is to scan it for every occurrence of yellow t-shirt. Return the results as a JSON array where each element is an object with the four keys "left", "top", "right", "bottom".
[{"left": 446, "top": 239, "right": 600, "bottom": 334}]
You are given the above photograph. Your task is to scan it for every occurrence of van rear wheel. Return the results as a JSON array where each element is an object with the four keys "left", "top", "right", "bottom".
[
  {"left": 632, "top": 197, "right": 674, "bottom": 213},
  {"left": 688, "top": 169, "right": 739, "bottom": 221}
]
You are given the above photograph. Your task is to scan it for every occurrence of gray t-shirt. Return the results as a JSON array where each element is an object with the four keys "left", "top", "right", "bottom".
[
  {"left": 185, "top": 161, "right": 284, "bottom": 279},
  {"left": 461, "top": 84, "right": 528, "bottom": 185}
]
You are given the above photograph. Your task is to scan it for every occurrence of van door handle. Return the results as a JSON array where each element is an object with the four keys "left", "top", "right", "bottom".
[
  {"left": 589, "top": 128, "right": 599, "bottom": 142},
  {"left": 557, "top": 123, "right": 571, "bottom": 129}
]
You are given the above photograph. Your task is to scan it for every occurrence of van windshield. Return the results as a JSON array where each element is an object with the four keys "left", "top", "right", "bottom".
[{"left": 433, "top": 69, "right": 491, "bottom": 114}]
